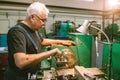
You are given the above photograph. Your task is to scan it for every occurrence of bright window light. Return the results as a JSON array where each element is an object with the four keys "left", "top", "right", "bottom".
[{"left": 108, "top": 0, "right": 119, "bottom": 7}]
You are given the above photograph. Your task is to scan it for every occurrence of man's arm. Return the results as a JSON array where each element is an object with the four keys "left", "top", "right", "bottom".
[
  {"left": 14, "top": 48, "right": 61, "bottom": 69},
  {"left": 41, "top": 39, "right": 76, "bottom": 46}
]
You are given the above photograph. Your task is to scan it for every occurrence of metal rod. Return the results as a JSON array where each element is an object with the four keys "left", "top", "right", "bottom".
[{"left": 90, "top": 25, "right": 112, "bottom": 80}]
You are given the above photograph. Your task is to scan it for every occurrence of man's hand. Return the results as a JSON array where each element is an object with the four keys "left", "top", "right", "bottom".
[
  {"left": 55, "top": 48, "right": 62, "bottom": 56},
  {"left": 61, "top": 40, "right": 76, "bottom": 46}
]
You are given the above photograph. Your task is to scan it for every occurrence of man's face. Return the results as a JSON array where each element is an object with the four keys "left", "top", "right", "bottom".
[{"left": 31, "top": 11, "right": 47, "bottom": 31}]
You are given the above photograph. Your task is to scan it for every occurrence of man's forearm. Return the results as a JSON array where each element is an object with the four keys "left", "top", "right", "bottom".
[
  {"left": 14, "top": 49, "right": 57, "bottom": 69},
  {"left": 41, "top": 39, "right": 62, "bottom": 46}
]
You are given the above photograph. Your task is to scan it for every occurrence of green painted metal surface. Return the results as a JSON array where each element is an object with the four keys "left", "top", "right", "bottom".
[
  {"left": 68, "top": 33, "right": 93, "bottom": 68},
  {"left": 39, "top": 27, "right": 47, "bottom": 38},
  {"left": 105, "top": 23, "right": 119, "bottom": 35},
  {"left": 102, "top": 42, "right": 120, "bottom": 80}
]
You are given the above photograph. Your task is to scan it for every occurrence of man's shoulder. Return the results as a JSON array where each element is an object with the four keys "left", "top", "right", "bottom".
[
  {"left": 9, "top": 23, "right": 24, "bottom": 31},
  {"left": 8, "top": 23, "right": 26, "bottom": 36}
]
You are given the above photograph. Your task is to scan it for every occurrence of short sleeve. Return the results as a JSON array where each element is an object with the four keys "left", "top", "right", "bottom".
[{"left": 7, "top": 28, "right": 26, "bottom": 54}]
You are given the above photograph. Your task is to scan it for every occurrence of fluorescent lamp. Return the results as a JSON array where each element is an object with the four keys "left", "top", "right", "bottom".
[{"left": 76, "top": 20, "right": 90, "bottom": 34}]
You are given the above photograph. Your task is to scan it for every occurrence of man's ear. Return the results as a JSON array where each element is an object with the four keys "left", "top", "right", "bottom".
[{"left": 30, "top": 15, "right": 35, "bottom": 22}]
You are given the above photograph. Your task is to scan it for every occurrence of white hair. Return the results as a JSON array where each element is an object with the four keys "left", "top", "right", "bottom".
[{"left": 27, "top": 2, "right": 49, "bottom": 18}]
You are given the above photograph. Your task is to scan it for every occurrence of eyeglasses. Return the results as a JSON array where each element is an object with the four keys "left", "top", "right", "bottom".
[{"left": 34, "top": 15, "right": 47, "bottom": 23}]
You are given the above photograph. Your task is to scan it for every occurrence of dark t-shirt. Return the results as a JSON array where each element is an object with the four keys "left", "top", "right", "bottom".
[{"left": 7, "top": 23, "right": 43, "bottom": 78}]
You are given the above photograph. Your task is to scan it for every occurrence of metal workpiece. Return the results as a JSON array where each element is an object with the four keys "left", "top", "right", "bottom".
[{"left": 55, "top": 49, "right": 76, "bottom": 69}]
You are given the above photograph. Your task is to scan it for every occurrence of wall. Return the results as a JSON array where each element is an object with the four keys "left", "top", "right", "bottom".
[
  {"left": 0, "top": 10, "right": 26, "bottom": 34},
  {"left": 39, "top": 0, "right": 104, "bottom": 10},
  {"left": 0, "top": 0, "right": 105, "bottom": 10},
  {"left": 0, "top": 10, "right": 102, "bottom": 34}
]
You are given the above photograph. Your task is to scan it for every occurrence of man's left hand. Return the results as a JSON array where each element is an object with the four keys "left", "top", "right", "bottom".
[{"left": 61, "top": 40, "right": 76, "bottom": 46}]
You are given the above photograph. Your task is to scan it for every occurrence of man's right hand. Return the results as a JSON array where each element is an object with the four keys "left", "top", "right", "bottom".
[{"left": 54, "top": 48, "right": 62, "bottom": 56}]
